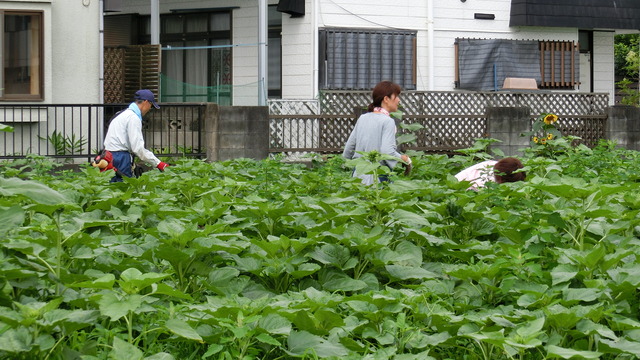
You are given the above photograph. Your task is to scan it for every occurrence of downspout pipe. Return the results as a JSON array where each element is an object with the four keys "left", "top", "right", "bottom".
[
  {"left": 313, "top": 0, "right": 319, "bottom": 99},
  {"left": 427, "top": 0, "right": 434, "bottom": 90},
  {"left": 150, "top": 0, "right": 160, "bottom": 45},
  {"left": 99, "top": 0, "right": 105, "bottom": 146},
  {"left": 258, "top": 0, "right": 267, "bottom": 106}
]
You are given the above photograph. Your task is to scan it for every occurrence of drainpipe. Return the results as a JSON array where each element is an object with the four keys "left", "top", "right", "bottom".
[
  {"left": 99, "top": 0, "right": 105, "bottom": 146},
  {"left": 427, "top": 0, "right": 434, "bottom": 90},
  {"left": 258, "top": 0, "right": 267, "bottom": 106},
  {"left": 150, "top": 0, "right": 159, "bottom": 45},
  {"left": 313, "top": 0, "right": 319, "bottom": 99}
]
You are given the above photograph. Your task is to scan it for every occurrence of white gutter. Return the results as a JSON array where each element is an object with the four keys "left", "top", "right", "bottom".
[
  {"left": 151, "top": 0, "right": 160, "bottom": 45},
  {"left": 258, "top": 0, "right": 267, "bottom": 106},
  {"left": 313, "top": 0, "right": 319, "bottom": 99},
  {"left": 99, "top": 0, "right": 105, "bottom": 146},
  {"left": 427, "top": 0, "right": 434, "bottom": 90}
]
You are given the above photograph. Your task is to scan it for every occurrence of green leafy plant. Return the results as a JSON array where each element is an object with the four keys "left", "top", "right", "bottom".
[
  {"left": 1, "top": 152, "right": 640, "bottom": 358},
  {"left": 40, "top": 131, "right": 87, "bottom": 157}
]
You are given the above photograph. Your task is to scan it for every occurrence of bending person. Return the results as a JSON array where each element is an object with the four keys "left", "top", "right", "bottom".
[
  {"left": 103, "top": 89, "right": 169, "bottom": 182},
  {"left": 455, "top": 157, "right": 525, "bottom": 190}
]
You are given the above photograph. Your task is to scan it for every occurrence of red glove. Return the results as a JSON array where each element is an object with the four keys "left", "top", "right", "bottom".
[{"left": 157, "top": 162, "right": 169, "bottom": 171}]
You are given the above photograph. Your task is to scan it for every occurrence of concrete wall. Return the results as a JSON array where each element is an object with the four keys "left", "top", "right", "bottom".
[
  {"left": 204, "top": 104, "right": 269, "bottom": 161},
  {"left": 606, "top": 106, "right": 640, "bottom": 151},
  {"left": 486, "top": 107, "right": 531, "bottom": 157}
]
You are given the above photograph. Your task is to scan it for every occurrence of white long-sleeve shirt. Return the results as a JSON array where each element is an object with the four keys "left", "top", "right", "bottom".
[
  {"left": 103, "top": 103, "right": 161, "bottom": 167},
  {"left": 455, "top": 160, "right": 497, "bottom": 190}
]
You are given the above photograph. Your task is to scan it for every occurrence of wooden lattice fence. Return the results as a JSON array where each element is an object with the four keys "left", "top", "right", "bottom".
[
  {"left": 104, "top": 45, "right": 161, "bottom": 104},
  {"left": 269, "top": 91, "right": 609, "bottom": 154}
]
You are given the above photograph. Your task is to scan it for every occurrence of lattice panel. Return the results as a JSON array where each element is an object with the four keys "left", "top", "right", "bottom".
[
  {"left": 270, "top": 117, "right": 320, "bottom": 150},
  {"left": 319, "top": 117, "right": 357, "bottom": 150},
  {"left": 268, "top": 100, "right": 320, "bottom": 115},
  {"left": 104, "top": 47, "right": 126, "bottom": 104},
  {"left": 270, "top": 91, "right": 609, "bottom": 154},
  {"left": 401, "top": 116, "right": 486, "bottom": 149},
  {"left": 316, "top": 91, "right": 609, "bottom": 116},
  {"left": 320, "top": 91, "right": 370, "bottom": 115}
]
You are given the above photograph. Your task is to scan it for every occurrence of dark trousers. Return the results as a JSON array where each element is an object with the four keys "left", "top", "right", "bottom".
[{"left": 110, "top": 151, "right": 133, "bottom": 182}]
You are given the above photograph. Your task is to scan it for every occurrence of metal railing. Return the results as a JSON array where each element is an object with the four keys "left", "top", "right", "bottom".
[{"left": 0, "top": 103, "right": 206, "bottom": 161}]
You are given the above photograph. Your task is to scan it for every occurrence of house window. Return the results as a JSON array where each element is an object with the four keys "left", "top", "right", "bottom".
[
  {"left": 1, "top": 11, "right": 43, "bottom": 100},
  {"left": 268, "top": 5, "right": 282, "bottom": 98},
  {"left": 455, "top": 38, "right": 579, "bottom": 91},
  {"left": 139, "top": 11, "right": 232, "bottom": 103},
  {"left": 319, "top": 28, "right": 416, "bottom": 90}
]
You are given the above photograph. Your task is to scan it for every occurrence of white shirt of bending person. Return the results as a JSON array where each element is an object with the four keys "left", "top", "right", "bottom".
[{"left": 454, "top": 160, "right": 497, "bottom": 190}]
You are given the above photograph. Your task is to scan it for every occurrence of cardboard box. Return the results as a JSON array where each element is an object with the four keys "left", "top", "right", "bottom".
[{"left": 502, "top": 77, "right": 538, "bottom": 90}]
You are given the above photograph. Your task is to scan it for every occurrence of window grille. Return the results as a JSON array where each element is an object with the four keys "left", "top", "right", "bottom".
[
  {"left": 540, "top": 41, "right": 579, "bottom": 89},
  {"left": 319, "top": 28, "right": 416, "bottom": 90}
]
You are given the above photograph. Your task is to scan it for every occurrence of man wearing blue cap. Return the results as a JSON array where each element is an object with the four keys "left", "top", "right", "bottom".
[{"left": 102, "top": 89, "right": 169, "bottom": 182}]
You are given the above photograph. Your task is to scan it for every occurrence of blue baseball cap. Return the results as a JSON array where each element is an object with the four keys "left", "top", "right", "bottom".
[{"left": 134, "top": 89, "right": 160, "bottom": 109}]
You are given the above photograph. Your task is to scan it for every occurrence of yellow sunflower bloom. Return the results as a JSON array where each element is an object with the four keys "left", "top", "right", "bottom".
[
  {"left": 547, "top": 133, "right": 554, "bottom": 140},
  {"left": 543, "top": 114, "right": 558, "bottom": 124},
  {"left": 540, "top": 138, "right": 547, "bottom": 145},
  {"left": 533, "top": 136, "right": 539, "bottom": 143}
]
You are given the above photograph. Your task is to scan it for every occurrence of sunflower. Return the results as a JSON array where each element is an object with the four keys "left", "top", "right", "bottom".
[
  {"left": 543, "top": 114, "right": 558, "bottom": 124},
  {"left": 533, "top": 136, "right": 539, "bottom": 143},
  {"left": 540, "top": 138, "right": 547, "bottom": 145},
  {"left": 547, "top": 133, "right": 554, "bottom": 140}
]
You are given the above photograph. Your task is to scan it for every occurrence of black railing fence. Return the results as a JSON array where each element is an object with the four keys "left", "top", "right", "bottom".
[{"left": 0, "top": 103, "right": 206, "bottom": 161}]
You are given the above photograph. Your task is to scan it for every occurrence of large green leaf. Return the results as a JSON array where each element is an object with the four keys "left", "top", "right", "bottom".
[
  {"left": 287, "top": 331, "right": 349, "bottom": 357},
  {"left": 109, "top": 336, "right": 143, "bottom": 360},
  {"left": 99, "top": 293, "right": 143, "bottom": 321},
  {"left": 0, "top": 206, "right": 24, "bottom": 235},
  {"left": 546, "top": 345, "right": 602, "bottom": 359},
  {"left": 0, "top": 177, "right": 71, "bottom": 205},
  {"left": 165, "top": 319, "right": 203, "bottom": 342},
  {"left": 386, "top": 265, "right": 439, "bottom": 280}
]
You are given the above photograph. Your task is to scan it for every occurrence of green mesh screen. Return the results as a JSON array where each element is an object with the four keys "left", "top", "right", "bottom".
[{"left": 160, "top": 73, "right": 232, "bottom": 105}]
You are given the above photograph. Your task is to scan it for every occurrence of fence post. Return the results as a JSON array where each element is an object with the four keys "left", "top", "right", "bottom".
[
  {"left": 486, "top": 106, "right": 531, "bottom": 156},
  {"left": 606, "top": 105, "right": 640, "bottom": 151},
  {"left": 204, "top": 103, "right": 269, "bottom": 161}
]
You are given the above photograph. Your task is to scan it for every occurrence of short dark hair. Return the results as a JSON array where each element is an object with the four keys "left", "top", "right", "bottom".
[
  {"left": 493, "top": 157, "right": 525, "bottom": 183},
  {"left": 368, "top": 81, "right": 402, "bottom": 112}
]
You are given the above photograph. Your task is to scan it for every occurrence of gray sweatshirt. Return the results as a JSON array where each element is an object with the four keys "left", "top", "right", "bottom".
[{"left": 342, "top": 112, "right": 403, "bottom": 184}]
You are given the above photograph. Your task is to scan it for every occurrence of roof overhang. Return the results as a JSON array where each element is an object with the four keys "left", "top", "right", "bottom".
[{"left": 510, "top": 0, "right": 640, "bottom": 30}]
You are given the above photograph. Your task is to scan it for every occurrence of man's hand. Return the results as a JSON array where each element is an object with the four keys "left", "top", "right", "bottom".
[{"left": 157, "top": 162, "right": 169, "bottom": 171}]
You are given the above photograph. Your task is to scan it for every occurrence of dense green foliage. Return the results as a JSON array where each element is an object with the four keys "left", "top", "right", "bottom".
[
  {"left": 1, "top": 141, "right": 640, "bottom": 359},
  {"left": 615, "top": 34, "right": 640, "bottom": 106}
]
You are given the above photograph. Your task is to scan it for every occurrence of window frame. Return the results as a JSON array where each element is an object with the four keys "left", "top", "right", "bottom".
[
  {"left": 319, "top": 27, "right": 417, "bottom": 91},
  {"left": 1, "top": 10, "right": 44, "bottom": 101},
  {"left": 139, "top": 10, "right": 232, "bottom": 103}
]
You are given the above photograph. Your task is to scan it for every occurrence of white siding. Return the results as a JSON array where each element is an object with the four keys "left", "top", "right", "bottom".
[{"left": 592, "top": 31, "right": 615, "bottom": 105}]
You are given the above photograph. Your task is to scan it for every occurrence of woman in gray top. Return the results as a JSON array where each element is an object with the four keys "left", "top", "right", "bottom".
[{"left": 343, "top": 81, "right": 412, "bottom": 185}]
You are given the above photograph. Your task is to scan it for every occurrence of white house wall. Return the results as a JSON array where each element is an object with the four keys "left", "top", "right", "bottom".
[
  {"left": 0, "top": 0, "right": 101, "bottom": 103},
  {"left": 592, "top": 31, "right": 615, "bottom": 100},
  {"left": 114, "top": 0, "right": 620, "bottom": 105}
]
